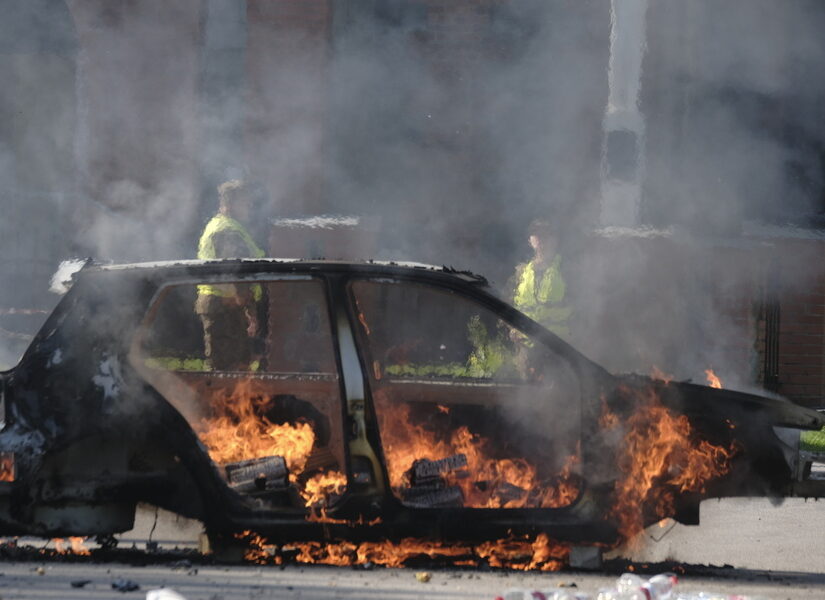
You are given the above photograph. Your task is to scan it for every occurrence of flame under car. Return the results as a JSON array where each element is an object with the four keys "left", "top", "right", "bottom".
[{"left": 0, "top": 260, "right": 822, "bottom": 555}]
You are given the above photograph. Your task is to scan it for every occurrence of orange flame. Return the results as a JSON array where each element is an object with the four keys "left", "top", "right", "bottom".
[
  {"left": 0, "top": 453, "right": 13, "bottom": 482},
  {"left": 238, "top": 531, "right": 282, "bottom": 565},
  {"left": 475, "top": 534, "right": 568, "bottom": 571},
  {"left": 198, "top": 375, "right": 735, "bottom": 561},
  {"left": 300, "top": 470, "right": 348, "bottom": 509},
  {"left": 52, "top": 537, "right": 90, "bottom": 555},
  {"left": 196, "top": 383, "right": 315, "bottom": 474},
  {"left": 650, "top": 366, "right": 674, "bottom": 385},
  {"left": 70, "top": 537, "right": 90, "bottom": 555},
  {"left": 376, "top": 399, "right": 579, "bottom": 509},
  {"left": 239, "top": 532, "right": 568, "bottom": 570},
  {"left": 599, "top": 395, "right": 619, "bottom": 429},
  {"left": 705, "top": 369, "right": 723, "bottom": 389},
  {"left": 605, "top": 386, "right": 736, "bottom": 541},
  {"left": 195, "top": 380, "right": 346, "bottom": 509}
]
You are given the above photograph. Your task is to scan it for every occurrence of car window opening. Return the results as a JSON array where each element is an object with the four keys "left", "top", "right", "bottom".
[
  {"left": 132, "top": 279, "right": 347, "bottom": 514},
  {"left": 350, "top": 280, "right": 583, "bottom": 509}
]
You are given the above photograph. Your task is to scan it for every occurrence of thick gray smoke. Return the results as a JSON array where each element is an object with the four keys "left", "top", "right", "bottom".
[
  {"left": 573, "top": 0, "right": 825, "bottom": 387},
  {"left": 325, "top": 1, "right": 608, "bottom": 278},
  {"left": 642, "top": 0, "right": 825, "bottom": 230},
  {"left": 1, "top": 0, "right": 823, "bottom": 387}
]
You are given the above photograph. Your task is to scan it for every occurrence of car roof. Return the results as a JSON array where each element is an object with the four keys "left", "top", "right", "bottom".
[
  {"left": 68, "top": 257, "right": 613, "bottom": 383},
  {"left": 85, "top": 258, "right": 490, "bottom": 286}
]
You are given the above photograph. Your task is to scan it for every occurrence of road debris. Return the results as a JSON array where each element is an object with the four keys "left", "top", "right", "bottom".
[{"left": 112, "top": 578, "right": 141, "bottom": 592}]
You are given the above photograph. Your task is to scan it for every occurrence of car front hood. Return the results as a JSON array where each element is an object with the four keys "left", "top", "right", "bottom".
[{"left": 616, "top": 374, "right": 825, "bottom": 431}]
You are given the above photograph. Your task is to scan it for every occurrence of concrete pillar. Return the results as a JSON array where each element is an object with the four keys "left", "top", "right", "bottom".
[{"left": 599, "top": 0, "right": 648, "bottom": 227}]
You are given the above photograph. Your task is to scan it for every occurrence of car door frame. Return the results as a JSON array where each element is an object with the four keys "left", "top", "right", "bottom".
[{"left": 339, "top": 269, "right": 620, "bottom": 543}]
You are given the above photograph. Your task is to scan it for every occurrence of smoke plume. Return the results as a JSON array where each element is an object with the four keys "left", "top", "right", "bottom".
[{"left": 1, "top": 0, "right": 823, "bottom": 388}]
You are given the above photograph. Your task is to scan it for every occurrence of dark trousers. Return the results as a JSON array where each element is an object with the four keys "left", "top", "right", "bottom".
[{"left": 195, "top": 294, "right": 254, "bottom": 371}]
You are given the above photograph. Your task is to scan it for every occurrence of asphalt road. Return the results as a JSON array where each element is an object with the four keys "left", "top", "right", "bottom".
[
  {"left": 1, "top": 498, "right": 824, "bottom": 599},
  {"left": 0, "top": 559, "right": 824, "bottom": 600}
]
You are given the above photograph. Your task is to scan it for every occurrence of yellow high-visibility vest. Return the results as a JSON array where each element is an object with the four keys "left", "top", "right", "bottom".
[
  {"left": 197, "top": 214, "right": 265, "bottom": 299},
  {"left": 513, "top": 255, "right": 572, "bottom": 339}
]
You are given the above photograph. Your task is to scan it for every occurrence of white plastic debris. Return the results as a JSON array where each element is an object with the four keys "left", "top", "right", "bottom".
[
  {"left": 146, "top": 589, "right": 188, "bottom": 600},
  {"left": 609, "top": 572, "right": 677, "bottom": 600},
  {"left": 497, "top": 573, "right": 680, "bottom": 600},
  {"left": 49, "top": 258, "right": 88, "bottom": 294}
]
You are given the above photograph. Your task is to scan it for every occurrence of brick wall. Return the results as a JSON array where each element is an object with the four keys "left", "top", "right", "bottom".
[
  {"left": 697, "top": 238, "right": 825, "bottom": 408},
  {"left": 772, "top": 241, "right": 825, "bottom": 407}
]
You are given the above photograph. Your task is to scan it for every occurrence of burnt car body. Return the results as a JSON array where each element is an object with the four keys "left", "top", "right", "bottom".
[{"left": 0, "top": 259, "right": 822, "bottom": 546}]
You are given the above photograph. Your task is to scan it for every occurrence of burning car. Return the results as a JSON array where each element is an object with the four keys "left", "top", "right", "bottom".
[{"left": 0, "top": 259, "right": 822, "bottom": 563}]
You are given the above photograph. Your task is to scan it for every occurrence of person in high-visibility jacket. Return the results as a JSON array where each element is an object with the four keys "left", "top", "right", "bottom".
[
  {"left": 511, "top": 219, "right": 572, "bottom": 340},
  {"left": 195, "top": 179, "right": 266, "bottom": 371}
]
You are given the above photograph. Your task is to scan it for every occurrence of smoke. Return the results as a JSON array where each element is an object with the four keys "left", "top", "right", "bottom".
[
  {"left": 573, "top": 0, "right": 825, "bottom": 387},
  {"left": 1, "top": 0, "right": 823, "bottom": 389},
  {"left": 641, "top": 0, "right": 825, "bottom": 231},
  {"left": 323, "top": 0, "right": 609, "bottom": 279}
]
